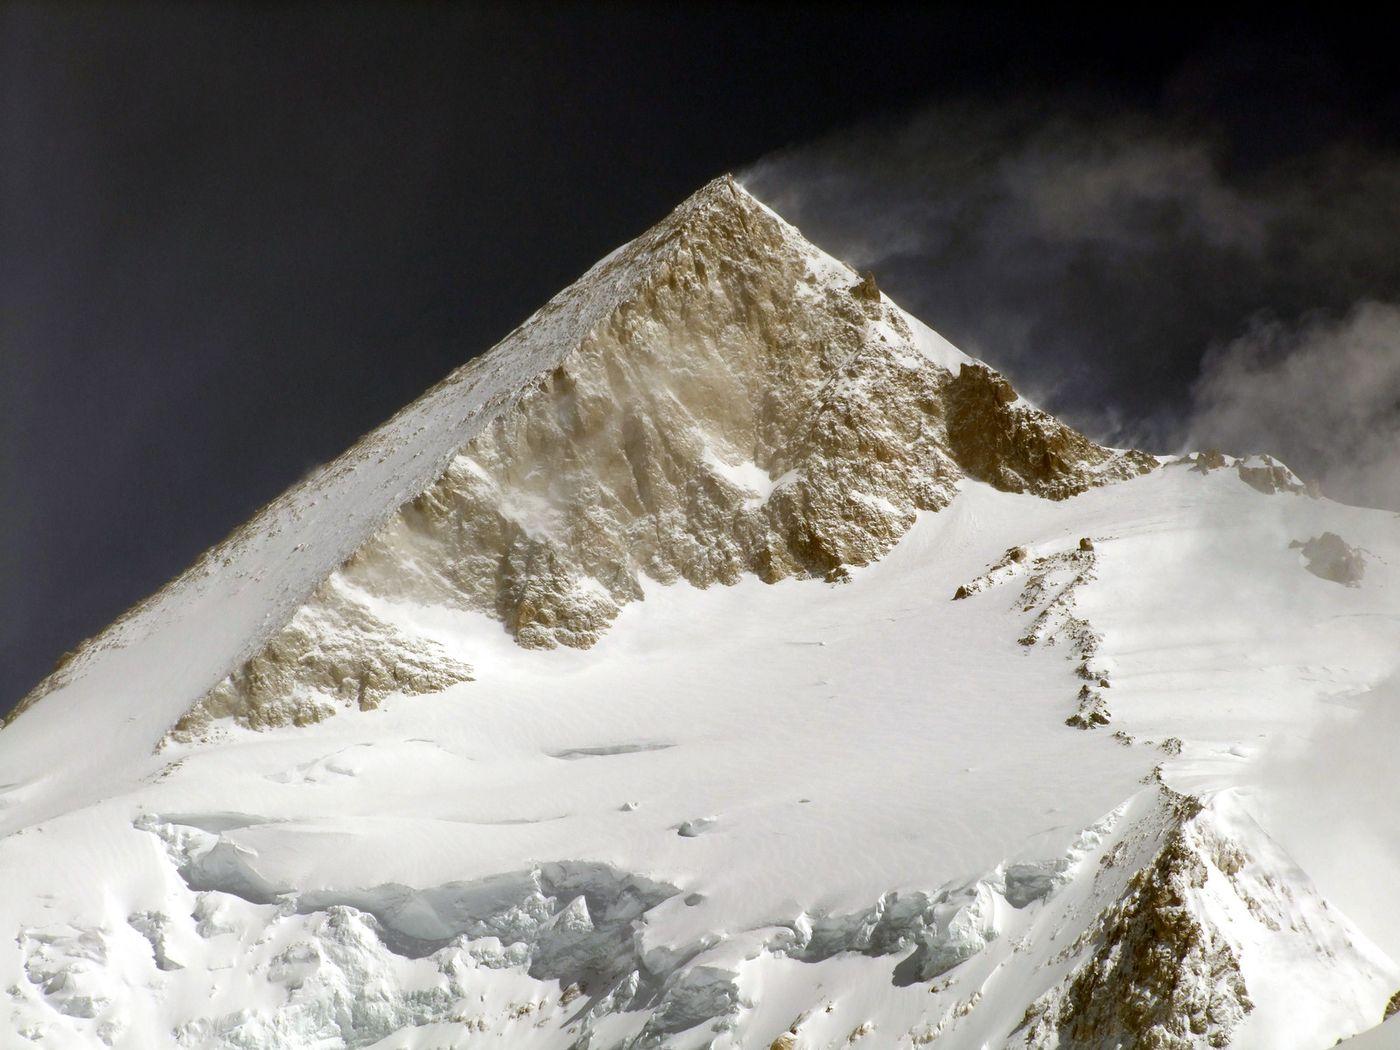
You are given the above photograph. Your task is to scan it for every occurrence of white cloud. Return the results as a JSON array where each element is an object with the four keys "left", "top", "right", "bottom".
[
  {"left": 1187, "top": 302, "right": 1400, "bottom": 511},
  {"left": 741, "top": 98, "right": 1400, "bottom": 507}
]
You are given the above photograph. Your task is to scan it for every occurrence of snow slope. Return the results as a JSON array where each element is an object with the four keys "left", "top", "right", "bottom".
[{"left": 3, "top": 178, "right": 1399, "bottom": 1049}]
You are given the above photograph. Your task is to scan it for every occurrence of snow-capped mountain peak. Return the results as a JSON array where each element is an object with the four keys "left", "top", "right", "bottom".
[{"left": 4, "top": 177, "right": 1398, "bottom": 1050}]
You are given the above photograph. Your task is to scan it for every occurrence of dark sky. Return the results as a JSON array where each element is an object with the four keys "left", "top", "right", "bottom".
[{"left": 4, "top": 5, "right": 1399, "bottom": 717}]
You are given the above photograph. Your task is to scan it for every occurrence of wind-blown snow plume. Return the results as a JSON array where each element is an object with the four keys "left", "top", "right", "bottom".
[
  {"left": 1186, "top": 303, "right": 1400, "bottom": 511},
  {"left": 741, "top": 99, "right": 1400, "bottom": 508}
]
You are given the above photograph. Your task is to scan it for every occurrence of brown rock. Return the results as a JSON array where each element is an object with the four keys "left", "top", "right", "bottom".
[
  {"left": 167, "top": 178, "right": 1158, "bottom": 739},
  {"left": 851, "top": 271, "right": 881, "bottom": 302},
  {"left": 944, "top": 364, "right": 1155, "bottom": 501}
]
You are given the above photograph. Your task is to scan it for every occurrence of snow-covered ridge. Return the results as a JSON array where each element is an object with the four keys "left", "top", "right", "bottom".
[
  {"left": 6, "top": 183, "right": 772, "bottom": 774},
  {"left": 155, "top": 176, "right": 1151, "bottom": 740},
  {"left": 13, "top": 782, "right": 1391, "bottom": 1048},
  {"left": 4, "top": 177, "right": 1400, "bottom": 1049}
]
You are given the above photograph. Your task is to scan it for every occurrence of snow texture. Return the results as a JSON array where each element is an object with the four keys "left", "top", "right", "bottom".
[{"left": 3, "top": 177, "right": 1399, "bottom": 1049}]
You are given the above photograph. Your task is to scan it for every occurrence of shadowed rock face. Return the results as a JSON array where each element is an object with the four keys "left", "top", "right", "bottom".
[
  {"left": 172, "top": 178, "right": 1154, "bottom": 739},
  {"left": 945, "top": 364, "right": 1155, "bottom": 500}
]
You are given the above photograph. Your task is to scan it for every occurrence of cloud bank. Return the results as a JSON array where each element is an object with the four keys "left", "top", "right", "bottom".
[
  {"left": 1251, "top": 671, "right": 1400, "bottom": 958},
  {"left": 1189, "top": 303, "right": 1400, "bottom": 510},
  {"left": 742, "top": 99, "right": 1400, "bottom": 509}
]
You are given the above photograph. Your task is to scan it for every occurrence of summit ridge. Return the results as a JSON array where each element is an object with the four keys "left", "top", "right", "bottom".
[{"left": 161, "top": 176, "right": 1153, "bottom": 738}]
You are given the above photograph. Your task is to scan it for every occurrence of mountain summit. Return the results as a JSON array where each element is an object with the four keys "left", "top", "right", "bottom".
[
  {"left": 10, "top": 176, "right": 1150, "bottom": 745},
  {"left": 3, "top": 178, "right": 1398, "bottom": 1049}
]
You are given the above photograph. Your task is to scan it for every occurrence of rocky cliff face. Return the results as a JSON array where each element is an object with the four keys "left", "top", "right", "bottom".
[
  {"left": 171, "top": 177, "right": 1153, "bottom": 740},
  {"left": 6, "top": 176, "right": 1397, "bottom": 1050}
]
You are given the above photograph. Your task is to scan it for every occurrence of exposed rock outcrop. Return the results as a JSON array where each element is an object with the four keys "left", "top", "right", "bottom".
[
  {"left": 170, "top": 579, "right": 472, "bottom": 741},
  {"left": 954, "top": 540, "right": 1111, "bottom": 727},
  {"left": 851, "top": 271, "right": 881, "bottom": 302},
  {"left": 1236, "top": 454, "right": 1308, "bottom": 496},
  {"left": 1018, "top": 793, "right": 1249, "bottom": 1050},
  {"left": 945, "top": 364, "right": 1155, "bottom": 500},
  {"left": 1173, "top": 449, "right": 1312, "bottom": 497},
  {"left": 1184, "top": 449, "right": 1229, "bottom": 474},
  {"left": 171, "top": 178, "right": 1153, "bottom": 739},
  {"left": 1291, "top": 532, "right": 1366, "bottom": 586}
]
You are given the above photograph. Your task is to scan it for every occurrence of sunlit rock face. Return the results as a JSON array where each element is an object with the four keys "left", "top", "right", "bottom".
[
  {"left": 169, "top": 577, "right": 473, "bottom": 740},
  {"left": 8, "top": 175, "right": 1400, "bottom": 1050},
  {"left": 173, "top": 177, "right": 1151, "bottom": 736},
  {"left": 1174, "top": 448, "right": 1314, "bottom": 497}
]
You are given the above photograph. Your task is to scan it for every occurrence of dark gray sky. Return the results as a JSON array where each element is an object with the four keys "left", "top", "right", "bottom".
[{"left": 4, "top": 5, "right": 1398, "bottom": 717}]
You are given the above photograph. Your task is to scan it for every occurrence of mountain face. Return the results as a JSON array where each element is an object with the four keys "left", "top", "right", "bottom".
[
  {"left": 164, "top": 178, "right": 1151, "bottom": 741},
  {"left": 3, "top": 178, "right": 1398, "bottom": 1049}
]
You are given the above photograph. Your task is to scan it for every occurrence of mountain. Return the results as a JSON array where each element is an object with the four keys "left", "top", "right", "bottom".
[{"left": 3, "top": 177, "right": 1398, "bottom": 1050}]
